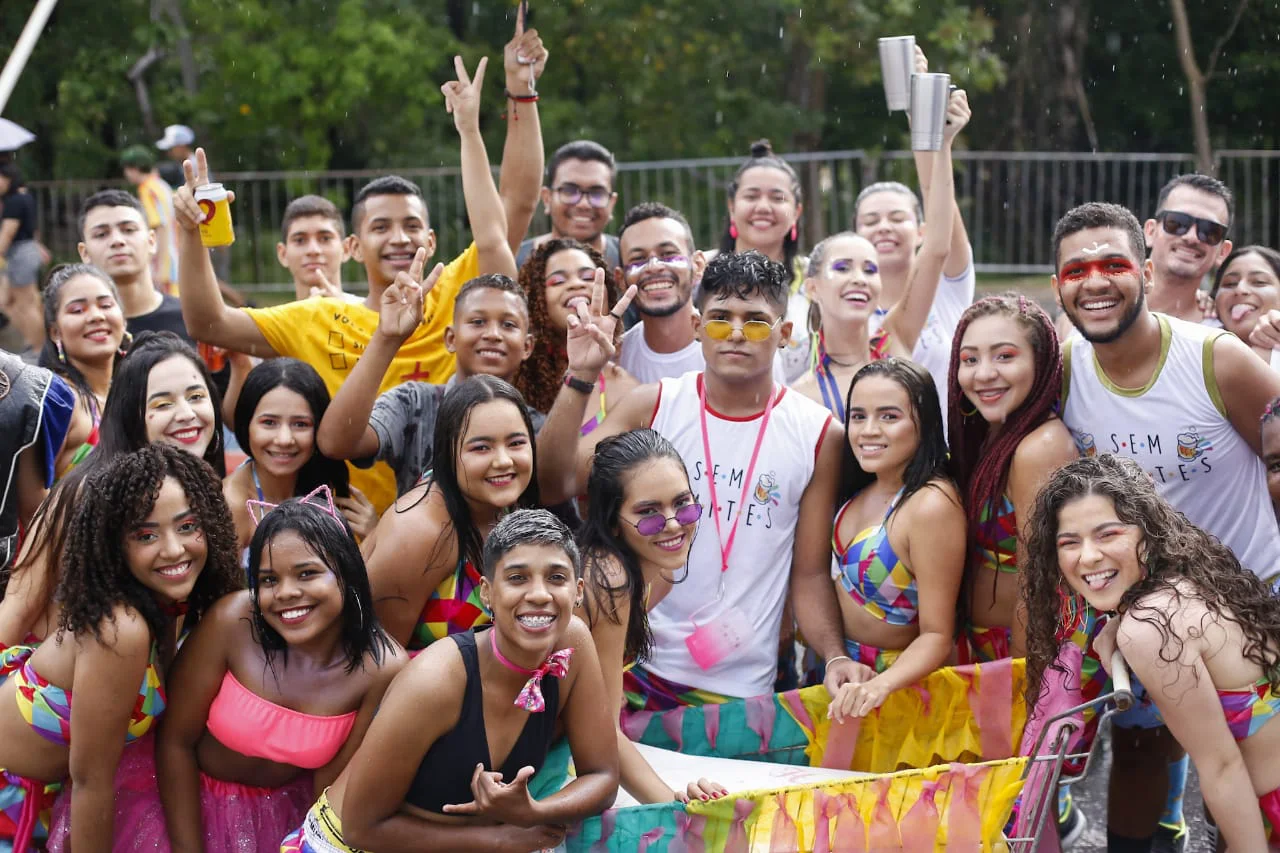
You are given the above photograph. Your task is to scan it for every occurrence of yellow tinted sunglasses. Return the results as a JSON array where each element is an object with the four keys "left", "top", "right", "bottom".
[{"left": 701, "top": 317, "right": 782, "bottom": 342}]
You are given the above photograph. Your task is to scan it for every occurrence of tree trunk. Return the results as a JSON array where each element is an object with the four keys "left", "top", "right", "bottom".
[
  {"left": 1168, "top": 0, "right": 1214, "bottom": 174},
  {"left": 154, "top": 0, "right": 198, "bottom": 95}
]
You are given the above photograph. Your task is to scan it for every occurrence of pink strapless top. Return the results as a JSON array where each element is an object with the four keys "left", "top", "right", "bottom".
[{"left": 206, "top": 669, "right": 358, "bottom": 770}]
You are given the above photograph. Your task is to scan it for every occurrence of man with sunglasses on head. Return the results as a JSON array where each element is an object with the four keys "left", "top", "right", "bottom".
[
  {"left": 536, "top": 250, "right": 859, "bottom": 712},
  {"left": 1145, "top": 174, "right": 1234, "bottom": 325},
  {"left": 516, "top": 140, "right": 621, "bottom": 270}
]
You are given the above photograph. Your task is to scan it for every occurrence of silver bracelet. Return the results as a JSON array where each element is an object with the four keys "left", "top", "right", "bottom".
[{"left": 826, "top": 655, "right": 853, "bottom": 666}]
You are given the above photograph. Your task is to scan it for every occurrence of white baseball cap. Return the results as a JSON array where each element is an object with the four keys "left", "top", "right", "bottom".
[{"left": 155, "top": 124, "right": 196, "bottom": 151}]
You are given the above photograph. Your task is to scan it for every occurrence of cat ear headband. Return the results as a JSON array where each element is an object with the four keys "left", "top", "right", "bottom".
[{"left": 246, "top": 484, "right": 342, "bottom": 527}]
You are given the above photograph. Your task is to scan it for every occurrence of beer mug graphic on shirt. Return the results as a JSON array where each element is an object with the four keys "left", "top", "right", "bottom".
[
  {"left": 195, "top": 183, "right": 235, "bottom": 248},
  {"left": 754, "top": 472, "right": 777, "bottom": 504}
]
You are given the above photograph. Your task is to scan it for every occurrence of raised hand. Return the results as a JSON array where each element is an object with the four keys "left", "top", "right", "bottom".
[
  {"left": 443, "top": 764, "right": 541, "bottom": 826},
  {"left": 442, "top": 55, "right": 488, "bottom": 136},
  {"left": 174, "top": 149, "right": 232, "bottom": 232},
  {"left": 564, "top": 267, "right": 636, "bottom": 376},
  {"left": 943, "top": 87, "right": 971, "bottom": 142},
  {"left": 913, "top": 44, "right": 928, "bottom": 76},
  {"left": 335, "top": 486, "right": 377, "bottom": 541},
  {"left": 504, "top": 4, "right": 548, "bottom": 96},
  {"left": 377, "top": 247, "right": 443, "bottom": 342}
]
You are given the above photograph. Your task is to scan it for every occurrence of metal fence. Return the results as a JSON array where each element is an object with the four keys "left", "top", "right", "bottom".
[{"left": 29, "top": 149, "right": 1280, "bottom": 301}]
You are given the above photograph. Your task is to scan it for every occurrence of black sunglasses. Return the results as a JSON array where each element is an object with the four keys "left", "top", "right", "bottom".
[{"left": 1154, "top": 210, "right": 1227, "bottom": 246}]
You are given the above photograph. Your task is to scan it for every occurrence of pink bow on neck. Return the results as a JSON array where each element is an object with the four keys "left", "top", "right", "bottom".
[{"left": 513, "top": 648, "right": 574, "bottom": 713}]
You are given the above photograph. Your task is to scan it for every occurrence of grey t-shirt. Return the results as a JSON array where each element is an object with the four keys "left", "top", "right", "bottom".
[
  {"left": 366, "top": 379, "right": 547, "bottom": 497},
  {"left": 516, "top": 233, "right": 620, "bottom": 270}
]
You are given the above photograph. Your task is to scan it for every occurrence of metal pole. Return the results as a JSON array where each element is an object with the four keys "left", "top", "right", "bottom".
[{"left": 0, "top": 0, "right": 61, "bottom": 117}]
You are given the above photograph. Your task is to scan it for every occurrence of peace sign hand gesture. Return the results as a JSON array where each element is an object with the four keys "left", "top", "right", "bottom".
[
  {"left": 377, "top": 246, "right": 444, "bottom": 343},
  {"left": 504, "top": 4, "right": 548, "bottom": 95},
  {"left": 174, "top": 149, "right": 232, "bottom": 233},
  {"left": 442, "top": 56, "right": 488, "bottom": 136},
  {"left": 564, "top": 268, "right": 635, "bottom": 377}
]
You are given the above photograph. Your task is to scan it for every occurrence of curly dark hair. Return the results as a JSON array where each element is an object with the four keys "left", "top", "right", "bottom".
[
  {"left": 56, "top": 444, "right": 242, "bottom": 654},
  {"left": 1022, "top": 454, "right": 1280, "bottom": 710},
  {"left": 514, "top": 237, "right": 616, "bottom": 414}
]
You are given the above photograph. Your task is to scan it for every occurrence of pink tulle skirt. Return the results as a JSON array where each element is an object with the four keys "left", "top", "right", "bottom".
[{"left": 47, "top": 730, "right": 314, "bottom": 853}]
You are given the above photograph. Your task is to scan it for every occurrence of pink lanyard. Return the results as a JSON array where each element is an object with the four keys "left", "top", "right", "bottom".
[{"left": 698, "top": 377, "right": 778, "bottom": 575}]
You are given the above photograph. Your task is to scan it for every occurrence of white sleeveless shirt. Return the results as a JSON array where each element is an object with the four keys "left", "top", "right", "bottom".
[
  {"left": 1062, "top": 314, "right": 1280, "bottom": 582},
  {"left": 647, "top": 371, "right": 835, "bottom": 697}
]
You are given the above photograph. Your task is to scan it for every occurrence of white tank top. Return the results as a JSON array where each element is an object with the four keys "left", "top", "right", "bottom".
[
  {"left": 1063, "top": 314, "right": 1280, "bottom": 582},
  {"left": 647, "top": 371, "right": 835, "bottom": 697}
]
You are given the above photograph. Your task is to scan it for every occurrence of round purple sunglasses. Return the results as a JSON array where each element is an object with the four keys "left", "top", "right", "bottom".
[{"left": 627, "top": 503, "right": 704, "bottom": 536}]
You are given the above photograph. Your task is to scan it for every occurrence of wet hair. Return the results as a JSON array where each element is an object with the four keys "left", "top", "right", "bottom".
[
  {"left": 246, "top": 496, "right": 395, "bottom": 674},
  {"left": 947, "top": 295, "right": 1062, "bottom": 603},
  {"left": 234, "top": 358, "right": 349, "bottom": 498},
  {"left": 482, "top": 508, "right": 580, "bottom": 580},
  {"left": 281, "top": 194, "right": 345, "bottom": 239},
  {"left": 618, "top": 202, "right": 696, "bottom": 255},
  {"left": 1023, "top": 454, "right": 1280, "bottom": 711},
  {"left": 1051, "top": 202, "right": 1146, "bottom": 271},
  {"left": 853, "top": 181, "right": 925, "bottom": 225},
  {"left": 1157, "top": 173, "right": 1235, "bottom": 228},
  {"left": 1210, "top": 245, "right": 1280, "bottom": 301},
  {"left": 840, "top": 358, "right": 954, "bottom": 504},
  {"left": 411, "top": 375, "right": 540, "bottom": 577},
  {"left": 546, "top": 140, "right": 616, "bottom": 187},
  {"left": 38, "top": 263, "right": 126, "bottom": 417},
  {"left": 514, "top": 238, "right": 616, "bottom": 414},
  {"left": 95, "top": 331, "right": 226, "bottom": 476},
  {"left": 719, "top": 140, "right": 803, "bottom": 269},
  {"left": 77, "top": 189, "right": 146, "bottom": 240},
  {"left": 695, "top": 250, "right": 789, "bottom": 315},
  {"left": 579, "top": 429, "right": 690, "bottom": 662},
  {"left": 57, "top": 444, "right": 242, "bottom": 651},
  {"left": 453, "top": 273, "right": 529, "bottom": 323},
  {"left": 351, "top": 175, "right": 427, "bottom": 233}
]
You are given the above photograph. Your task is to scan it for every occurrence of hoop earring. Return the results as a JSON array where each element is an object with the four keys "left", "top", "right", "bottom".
[
  {"left": 119, "top": 330, "right": 134, "bottom": 357},
  {"left": 353, "top": 594, "right": 364, "bottom": 628},
  {"left": 959, "top": 396, "right": 979, "bottom": 417},
  {"left": 807, "top": 301, "right": 822, "bottom": 336},
  {"left": 55, "top": 340, "right": 65, "bottom": 363},
  {"left": 729, "top": 222, "right": 739, "bottom": 240}
]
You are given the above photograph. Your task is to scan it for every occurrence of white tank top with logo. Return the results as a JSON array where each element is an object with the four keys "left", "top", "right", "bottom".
[
  {"left": 1063, "top": 314, "right": 1280, "bottom": 582},
  {"left": 647, "top": 371, "right": 835, "bottom": 697}
]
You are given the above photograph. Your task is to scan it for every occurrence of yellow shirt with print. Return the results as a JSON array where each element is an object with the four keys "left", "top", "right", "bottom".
[{"left": 243, "top": 242, "right": 478, "bottom": 515}]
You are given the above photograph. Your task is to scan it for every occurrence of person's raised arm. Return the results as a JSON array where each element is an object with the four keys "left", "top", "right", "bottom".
[
  {"left": 173, "top": 150, "right": 275, "bottom": 357},
  {"left": 909, "top": 47, "right": 972, "bottom": 280},
  {"left": 339, "top": 642, "right": 566, "bottom": 853},
  {"left": 536, "top": 270, "right": 639, "bottom": 503},
  {"left": 884, "top": 88, "right": 969, "bottom": 353},
  {"left": 1214, "top": 332, "right": 1280, "bottom": 457},
  {"left": 69, "top": 610, "right": 154, "bottom": 853},
  {"left": 788, "top": 421, "right": 862, "bottom": 705},
  {"left": 1117, "top": 609, "right": 1270, "bottom": 852},
  {"left": 157, "top": 595, "right": 242, "bottom": 853},
  {"left": 318, "top": 248, "right": 443, "bottom": 462},
  {"left": 444, "top": 56, "right": 517, "bottom": 280},
  {"left": 499, "top": 7, "right": 547, "bottom": 255}
]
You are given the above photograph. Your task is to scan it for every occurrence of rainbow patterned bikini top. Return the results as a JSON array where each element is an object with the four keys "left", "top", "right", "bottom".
[
  {"left": 974, "top": 495, "right": 1018, "bottom": 575},
  {"left": 408, "top": 557, "right": 492, "bottom": 652},
  {"left": 6, "top": 643, "right": 165, "bottom": 746},
  {"left": 833, "top": 489, "right": 918, "bottom": 627},
  {"left": 1217, "top": 678, "right": 1280, "bottom": 741}
]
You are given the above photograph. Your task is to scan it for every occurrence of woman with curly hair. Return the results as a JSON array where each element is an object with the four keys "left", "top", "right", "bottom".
[
  {"left": 0, "top": 444, "right": 242, "bottom": 852},
  {"left": 947, "top": 294, "right": 1077, "bottom": 663},
  {"left": 0, "top": 331, "right": 225, "bottom": 647},
  {"left": 1023, "top": 454, "right": 1280, "bottom": 851},
  {"left": 36, "top": 264, "right": 129, "bottom": 479},
  {"left": 515, "top": 238, "right": 636, "bottom": 426}
]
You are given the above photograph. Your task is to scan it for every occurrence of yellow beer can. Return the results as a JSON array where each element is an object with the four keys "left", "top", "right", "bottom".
[{"left": 194, "top": 183, "right": 235, "bottom": 247}]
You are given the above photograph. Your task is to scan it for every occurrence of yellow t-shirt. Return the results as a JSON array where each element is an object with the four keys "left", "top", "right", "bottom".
[{"left": 244, "top": 242, "right": 479, "bottom": 514}]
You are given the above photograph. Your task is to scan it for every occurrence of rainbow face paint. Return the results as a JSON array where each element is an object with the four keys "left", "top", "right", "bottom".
[{"left": 1058, "top": 257, "right": 1137, "bottom": 283}]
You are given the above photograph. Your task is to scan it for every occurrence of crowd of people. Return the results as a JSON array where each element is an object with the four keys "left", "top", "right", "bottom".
[{"left": 0, "top": 19, "right": 1278, "bottom": 853}]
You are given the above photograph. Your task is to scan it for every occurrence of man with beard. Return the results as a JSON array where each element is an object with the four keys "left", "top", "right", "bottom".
[
  {"left": 1053, "top": 201, "right": 1280, "bottom": 853},
  {"left": 1145, "top": 174, "right": 1234, "bottom": 325},
  {"left": 516, "top": 140, "right": 621, "bottom": 270}
]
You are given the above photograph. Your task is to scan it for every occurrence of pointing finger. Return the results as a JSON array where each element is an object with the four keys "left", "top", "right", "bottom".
[
  {"left": 195, "top": 148, "right": 209, "bottom": 185},
  {"left": 471, "top": 56, "right": 488, "bottom": 91},
  {"left": 409, "top": 247, "right": 427, "bottom": 283},
  {"left": 453, "top": 55, "right": 470, "bottom": 87}
]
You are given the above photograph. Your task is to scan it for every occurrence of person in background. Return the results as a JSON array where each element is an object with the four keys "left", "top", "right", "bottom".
[
  {"left": 516, "top": 139, "right": 621, "bottom": 271},
  {"left": 121, "top": 145, "right": 179, "bottom": 297},
  {"left": 155, "top": 124, "right": 197, "bottom": 190},
  {"left": 1263, "top": 398, "right": 1280, "bottom": 526},
  {"left": 275, "top": 195, "right": 358, "bottom": 302},
  {"left": 0, "top": 163, "right": 45, "bottom": 352},
  {"left": 1144, "top": 174, "right": 1235, "bottom": 325},
  {"left": 1211, "top": 245, "right": 1280, "bottom": 369}
]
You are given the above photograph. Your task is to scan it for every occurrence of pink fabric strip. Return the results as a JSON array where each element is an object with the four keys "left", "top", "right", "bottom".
[
  {"left": 820, "top": 716, "right": 861, "bottom": 770},
  {"left": 744, "top": 694, "right": 777, "bottom": 754},
  {"left": 660, "top": 706, "right": 686, "bottom": 752},
  {"left": 971, "top": 657, "right": 1015, "bottom": 760},
  {"left": 703, "top": 703, "right": 721, "bottom": 751}
]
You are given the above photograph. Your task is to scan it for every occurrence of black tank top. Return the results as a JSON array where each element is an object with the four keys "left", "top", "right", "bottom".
[{"left": 403, "top": 629, "right": 561, "bottom": 814}]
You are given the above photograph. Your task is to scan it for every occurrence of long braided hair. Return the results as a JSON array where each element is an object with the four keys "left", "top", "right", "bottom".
[
  {"left": 947, "top": 294, "right": 1062, "bottom": 580},
  {"left": 515, "top": 238, "right": 616, "bottom": 414}
]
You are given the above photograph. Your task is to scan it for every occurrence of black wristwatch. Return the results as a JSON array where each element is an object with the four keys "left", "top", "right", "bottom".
[{"left": 563, "top": 373, "right": 595, "bottom": 395}]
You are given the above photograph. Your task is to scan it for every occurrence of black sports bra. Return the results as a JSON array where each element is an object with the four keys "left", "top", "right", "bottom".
[{"left": 403, "top": 629, "right": 561, "bottom": 814}]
